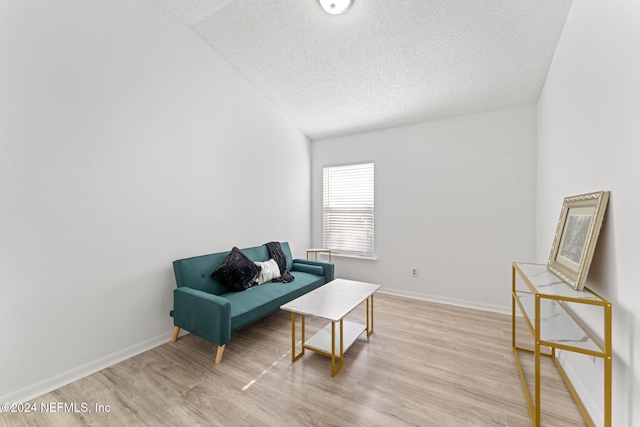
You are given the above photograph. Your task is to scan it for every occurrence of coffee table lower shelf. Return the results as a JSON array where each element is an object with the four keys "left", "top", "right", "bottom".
[{"left": 304, "top": 320, "right": 366, "bottom": 356}]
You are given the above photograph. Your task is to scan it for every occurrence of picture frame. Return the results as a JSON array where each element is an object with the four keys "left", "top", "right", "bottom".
[{"left": 547, "top": 191, "right": 609, "bottom": 291}]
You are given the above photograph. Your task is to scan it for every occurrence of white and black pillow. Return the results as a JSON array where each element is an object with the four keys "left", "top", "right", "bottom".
[
  {"left": 254, "top": 258, "right": 281, "bottom": 285},
  {"left": 212, "top": 247, "right": 261, "bottom": 292}
]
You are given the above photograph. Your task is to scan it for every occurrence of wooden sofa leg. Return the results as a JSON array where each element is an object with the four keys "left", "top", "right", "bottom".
[
  {"left": 215, "top": 345, "right": 225, "bottom": 365},
  {"left": 172, "top": 326, "right": 180, "bottom": 342}
]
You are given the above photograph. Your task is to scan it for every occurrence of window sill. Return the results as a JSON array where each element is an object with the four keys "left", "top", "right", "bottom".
[{"left": 321, "top": 253, "right": 378, "bottom": 261}]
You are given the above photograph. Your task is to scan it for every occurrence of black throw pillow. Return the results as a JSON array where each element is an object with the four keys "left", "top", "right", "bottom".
[{"left": 212, "top": 247, "right": 261, "bottom": 292}]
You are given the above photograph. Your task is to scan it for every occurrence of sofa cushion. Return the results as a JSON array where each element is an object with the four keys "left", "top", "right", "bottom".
[
  {"left": 254, "top": 259, "right": 281, "bottom": 285},
  {"left": 224, "top": 271, "right": 326, "bottom": 331},
  {"left": 279, "top": 242, "right": 294, "bottom": 272},
  {"left": 241, "top": 245, "right": 271, "bottom": 263},
  {"left": 212, "top": 247, "right": 261, "bottom": 292}
]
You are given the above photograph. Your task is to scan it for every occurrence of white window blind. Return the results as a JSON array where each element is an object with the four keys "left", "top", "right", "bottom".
[{"left": 323, "top": 162, "right": 374, "bottom": 257}]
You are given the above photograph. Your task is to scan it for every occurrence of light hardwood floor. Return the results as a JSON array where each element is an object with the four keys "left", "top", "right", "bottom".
[{"left": 1, "top": 294, "right": 585, "bottom": 426}]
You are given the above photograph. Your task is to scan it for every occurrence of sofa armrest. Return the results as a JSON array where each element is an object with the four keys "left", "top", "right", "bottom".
[
  {"left": 172, "top": 287, "right": 232, "bottom": 346},
  {"left": 292, "top": 258, "right": 335, "bottom": 283}
]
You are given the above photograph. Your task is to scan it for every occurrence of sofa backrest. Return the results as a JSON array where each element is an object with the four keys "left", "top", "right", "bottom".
[{"left": 172, "top": 242, "right": 293, "bottom": 295}]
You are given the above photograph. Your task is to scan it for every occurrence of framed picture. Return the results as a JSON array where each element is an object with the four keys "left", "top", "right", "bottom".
[{"left": 547, "top": 191, "right": 609, "bottom": 291}]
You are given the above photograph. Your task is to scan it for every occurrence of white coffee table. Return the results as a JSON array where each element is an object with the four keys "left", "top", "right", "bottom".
[{"left": 280, "top": 278, "right": 381, "bottom": 376}]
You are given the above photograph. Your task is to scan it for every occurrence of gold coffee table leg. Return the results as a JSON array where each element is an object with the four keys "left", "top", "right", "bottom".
[
  {"left": 366, "top": 294, "right": 375, "bottom": 337},
  {"left": 331, "top": 320, "right": 344, "bottom": 377},
  {"left": 291, "top": 313, "right": 305, "bottom": 362}
]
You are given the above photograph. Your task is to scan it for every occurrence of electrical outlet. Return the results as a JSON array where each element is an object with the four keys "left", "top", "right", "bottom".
[{"left": 411, "top": 267, "right": 418, "bottom": 277}]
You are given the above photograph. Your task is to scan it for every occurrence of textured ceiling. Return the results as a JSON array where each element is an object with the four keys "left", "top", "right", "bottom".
[{"left": 151, "top": 0, "right": 573, "bottom": 140}]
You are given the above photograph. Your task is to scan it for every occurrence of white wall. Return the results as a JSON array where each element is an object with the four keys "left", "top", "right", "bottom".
[
  {"left": 537, "top": 0, "right": 640, "bottom": 425},
  {"left": 312, "top": 105, "right": 537, "bottom": 312},
  {"left": 0, "top": 0, "right": 310, "bottom": 402}
]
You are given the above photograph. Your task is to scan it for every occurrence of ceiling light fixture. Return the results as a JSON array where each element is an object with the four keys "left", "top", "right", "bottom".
[{"left": 319, "top": 0, "right": 353, "bottom": 15}]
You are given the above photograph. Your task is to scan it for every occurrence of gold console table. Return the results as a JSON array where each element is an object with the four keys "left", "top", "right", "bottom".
[
  {"left": 511, "top": 262, "right": 611, "bottom": 427},
  {"left": 306, "top": 248, "right": 331, "bottom": 262}
]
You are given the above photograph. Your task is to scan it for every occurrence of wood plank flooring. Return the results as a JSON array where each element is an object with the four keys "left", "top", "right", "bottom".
[{"left": 1, "top": 294, "right": 585, "bottom": 426}]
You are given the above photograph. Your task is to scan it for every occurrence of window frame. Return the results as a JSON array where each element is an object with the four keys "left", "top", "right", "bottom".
[{"left": 322, "top": 161, "right": 375, "bottom": 258}]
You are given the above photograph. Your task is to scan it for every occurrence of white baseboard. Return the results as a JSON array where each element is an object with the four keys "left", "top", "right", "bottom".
[
  {"left": 379, "top": 288, "right": 511, "bottom": 315},
  {"left": 0, "top": 331, "right": 174, "bottom": 406}
]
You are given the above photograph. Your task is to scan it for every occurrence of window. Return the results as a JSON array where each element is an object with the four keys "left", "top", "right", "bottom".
[{"left": 323, "top": 162, "right": 374, "bottom": 257}]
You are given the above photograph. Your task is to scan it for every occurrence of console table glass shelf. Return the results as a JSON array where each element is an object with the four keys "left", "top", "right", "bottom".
[{"left": 511, "top": 262, "right": 612, "bottom": 427}]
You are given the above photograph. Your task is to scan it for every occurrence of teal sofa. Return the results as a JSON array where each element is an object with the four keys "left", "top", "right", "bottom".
[{"left": 170, "top": 242, "right": 334, "bottom": 364}]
